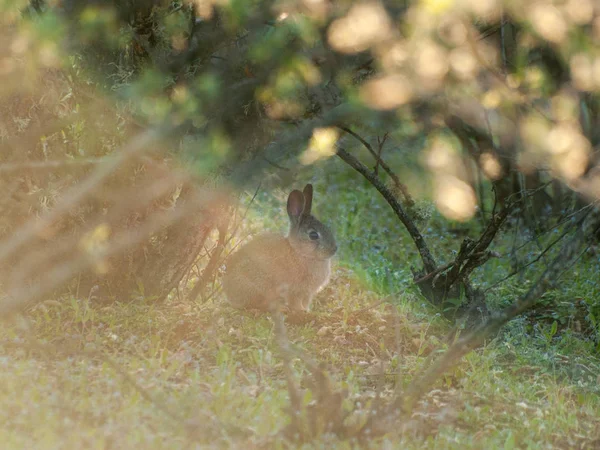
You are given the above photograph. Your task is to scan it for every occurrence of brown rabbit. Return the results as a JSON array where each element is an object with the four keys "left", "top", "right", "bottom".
[{"left": 223, "top": 184, "right": 337, "bottom": 312}]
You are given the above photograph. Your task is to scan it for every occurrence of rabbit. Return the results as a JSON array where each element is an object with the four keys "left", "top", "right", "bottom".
[{"left": 222, "top": 184, "right": 337, "bottom": 312}]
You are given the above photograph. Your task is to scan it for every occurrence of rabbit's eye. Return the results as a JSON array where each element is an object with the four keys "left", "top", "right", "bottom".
[{"left": 308, "top": 230, "right": 320, "bottom": 240}]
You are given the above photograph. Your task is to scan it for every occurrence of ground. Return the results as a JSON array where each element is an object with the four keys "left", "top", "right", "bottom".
[{"left": 0, "top": 262, "right": 598, "bottom": 449}]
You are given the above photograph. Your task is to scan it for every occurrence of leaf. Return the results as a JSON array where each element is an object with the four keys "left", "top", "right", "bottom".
[{"left": 550, "top": 320, "right": 558, "bottom": 337}]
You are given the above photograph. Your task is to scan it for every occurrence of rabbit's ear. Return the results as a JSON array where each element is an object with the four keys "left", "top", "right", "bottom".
[
  {"left": 302, "top": 184, "right": 313, "bottom": 215},
  {"left": 287, "top": 190, "right": 305, "bottom": 223}
]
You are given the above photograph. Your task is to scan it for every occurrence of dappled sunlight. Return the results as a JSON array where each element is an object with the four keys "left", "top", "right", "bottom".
[
  {"left": 327, "top": 1, "right": 392, "bottom": 54},
  {"left": 377, "top": 40, "right": 409, "bottom": 71},
  {"left": 570, "top": 53, "right": 600, "bottom": 91},
  {"left": 547, "top": 124, "right": 589, "bottom": 156},
  {"left": 79, "top": 223, "right": 111, "bottom": 274},
  {"left": 463, "top": 0, "right": 501, "bottom": 19},
  {"left": 528, "top": 3, "right": 567, "bottom": 44},
  {"left": 360, "top": 74, "right": 413, "bottom": 110},
  {"left": 520, "top": 115, "right": 592, "bottom": 183},
  {"left": 434, "top": 175, "right": 477, "bottom": 221},
  {"left": 564, "top": 0, "right": 594, "bottom": 25},
  {"left": 414, "top": 40, "right": 449, "bottom": 86},
  {"left": 424, "top": 135, "right": 465, "bottom": 177},
  {"left": 554, "top": 145, "right": 590, "bottom": 182},
  {"left": 424, "top": 135, "right": 477, "bottom": 221},
  {"left": 300, "top": 0, "right": 330, "bottom": 21},
  {"left": 479, "top": 152, "right": 503, "bottom": 180},
  {"left": 449, "top": 46, "right": 478, "bottom": 80},
  {"left": 193, "top": 0, "right": 217, "bottom": 19},
  {"left": 300, "top": 127, "right": 339, "bottom": 164}
]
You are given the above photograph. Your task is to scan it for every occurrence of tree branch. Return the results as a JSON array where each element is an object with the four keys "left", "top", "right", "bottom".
[
  {"left": 336, "top": 146, "right": 436, "bottom": 273},
  {"left": 337, "top": 126, "right": 414, "bottom": 206}
]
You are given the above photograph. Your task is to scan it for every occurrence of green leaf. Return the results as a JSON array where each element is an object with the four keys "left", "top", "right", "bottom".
[{"left": 550, "top": 320, "right": 558, "bottom": 337}]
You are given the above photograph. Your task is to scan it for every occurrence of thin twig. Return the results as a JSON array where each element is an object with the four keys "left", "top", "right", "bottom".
[
  {"left": 336, "top": 146, "right": 436, "bottom": 273},
  {"left": 462, "top": 18, "right": 553, "bottom": 122},
  {"left": 484, "top": 225, "right": 575, "bottom": 293},
  {"left": 374, "top": 132, "right": 389, "bottom": 176},
  {"left": 337, "top": 126, "right": 414, "bottom": 206},
  {"left": 189, "top": 208, "right": 231, "bottom": 302},
  {"left": 412, "top": 261, "right": 456, "bottom": 285}
]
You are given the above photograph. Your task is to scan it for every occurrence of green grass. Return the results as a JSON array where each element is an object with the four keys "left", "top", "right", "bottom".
[
  {"left": 1, "top": 280, "right": 599, "bottom": 448},
  {"left": 1, "top": 154, "right": 599, "bottom": 448}
]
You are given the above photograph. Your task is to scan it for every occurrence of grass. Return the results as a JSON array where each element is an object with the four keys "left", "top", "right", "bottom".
[
  {"left": 1, "top": 280, "right": 599, "bottom": 449},
  {"left": 1, "top": 156, "right": 599, "bottom": 449}
]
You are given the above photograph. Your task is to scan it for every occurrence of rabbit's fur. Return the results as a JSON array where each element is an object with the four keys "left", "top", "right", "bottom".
[{"left": 223, "top": 184, "right": 337, "bottom": 312}]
